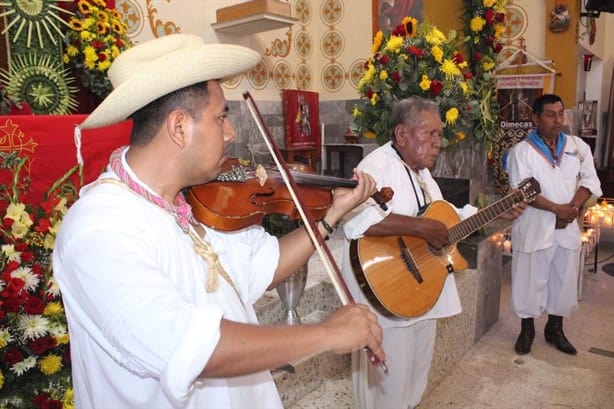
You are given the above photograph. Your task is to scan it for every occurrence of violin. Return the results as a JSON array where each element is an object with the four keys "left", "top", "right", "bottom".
[{"left": 185, "top": 159, "right": 393, "bottom": 231}]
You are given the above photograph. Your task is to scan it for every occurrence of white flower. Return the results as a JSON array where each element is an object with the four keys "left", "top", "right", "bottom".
[
  {"left": 5, "top": 202, "right": 26, "bottom": 221},
  {"left": 0, "top": 327, "right": 13, "bottom": 348},
  {"left": 17, "top": 314, "right": 50, "bottom": 341},
  {"left": 11, "top": 355, "right": 37, "bottom": 376},
  {"left": 2, "top": 244, "right": 21, "bottom": 263},
  {"left": 46, "top": 276, "right": 61, "bottom": 297},
  {"left": 11, "top": 266, "right": 39, "bottom": 292}
]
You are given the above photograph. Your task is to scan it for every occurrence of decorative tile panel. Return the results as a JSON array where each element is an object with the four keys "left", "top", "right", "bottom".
[
  {"left": 116, "top": 0, "right": 144, "bottom": 37},
  {"left": 295, "top": 31, "right": 313, "bottom": 59},
  {"left": 321, "top": 62, "right": 345, "bottom": 91},
  {"left": 273, "top": 61, "right": 293, "bottom": 89},
  {"left": 248, "top": 61, "right": 270, "bottom": 90},
  {"left": 295, "top": 64, "right": 313, "bottom": 90},
  {"left": 295, "top": 0, "right": 312, "bottom": 25},
  {"left": 320, "top": 0, "right": 343, "bottom": 25},
  {"left": 320, "top": 31, "right": 344, "bottom": 59}
]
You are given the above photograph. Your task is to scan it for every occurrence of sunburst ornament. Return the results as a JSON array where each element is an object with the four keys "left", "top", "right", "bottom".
[
  {"left": 0, "top": 53, "right": 78, "bottom": 114},
  {"left": 0, "top": 0, "right": 74, "bottom": 48}
]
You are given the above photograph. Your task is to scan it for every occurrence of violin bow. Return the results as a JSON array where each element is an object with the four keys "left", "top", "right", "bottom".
[{"left": 243, "top": 92, "right": 387, "bottom": 373}]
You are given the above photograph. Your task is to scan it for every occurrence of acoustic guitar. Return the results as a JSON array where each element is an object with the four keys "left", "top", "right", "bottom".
[{"left": 349, "top": 177, "right": 541, "bottom": 319}]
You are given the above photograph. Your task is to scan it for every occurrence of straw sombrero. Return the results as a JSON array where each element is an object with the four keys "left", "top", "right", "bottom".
[{"left": 80, "top": 33, "right": 261, "bottom": 129}]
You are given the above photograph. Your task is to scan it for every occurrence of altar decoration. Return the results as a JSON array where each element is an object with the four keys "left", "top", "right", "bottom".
[
  {"left": 352, "top": 17, "right": 479, "bottom": 148},
  {"left": 0, "top": 153, "right": 75, "bottom": 409},
  {"left": 63, "top": 0, "right": 132, "bottom": 100},
  {"left": 462, "top": 0, "right": 509, "bottom": 150},
  {"left": 0, "top": 0, "right": 78, "bottom": 115}
]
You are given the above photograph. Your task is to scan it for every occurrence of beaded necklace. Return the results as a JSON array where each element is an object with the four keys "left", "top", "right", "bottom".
[{"left": 107, "top": 146, "right": 241, "bottom": 300}]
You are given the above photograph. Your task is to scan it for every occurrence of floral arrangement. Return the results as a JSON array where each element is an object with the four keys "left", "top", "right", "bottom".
[
  {"left": 0, "top": 152, "right": 78, "bottom": 409},
  {"left": 463, "top": 0, "right": 509, "bottom": 150},
  {"left": 63, "top": 0, "right": 132, "bottom": 100},
  {"left": 352, "top": 17, "right": 480, "bottom": 148}
]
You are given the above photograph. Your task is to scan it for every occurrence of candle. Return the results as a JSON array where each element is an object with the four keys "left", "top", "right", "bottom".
[{"left": 503, "top": 239, "right": 511, "bottom": 254}]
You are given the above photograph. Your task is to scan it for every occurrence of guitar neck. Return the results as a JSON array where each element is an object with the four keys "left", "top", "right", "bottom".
[{"left": 448, "top": 190, "right": 524, "bottom": 243}]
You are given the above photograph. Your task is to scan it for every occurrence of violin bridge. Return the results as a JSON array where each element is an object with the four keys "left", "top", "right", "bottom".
[{"left": 255, "top": 164, "right": 268, "bottom": 186}]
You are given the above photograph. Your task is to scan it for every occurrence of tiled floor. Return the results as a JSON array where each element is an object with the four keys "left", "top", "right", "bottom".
[{"left": 419, "top": 234, "right": 614, "bottom": 409}]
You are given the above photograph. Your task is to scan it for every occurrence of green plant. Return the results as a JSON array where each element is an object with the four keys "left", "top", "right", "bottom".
[{"left": 352, "top": 17, "right": 479, "bottom": 148}]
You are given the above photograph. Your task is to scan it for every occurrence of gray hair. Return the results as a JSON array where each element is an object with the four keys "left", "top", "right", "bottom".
[{"left": 390, "top": 96, "right": 439, "bottom": 141}]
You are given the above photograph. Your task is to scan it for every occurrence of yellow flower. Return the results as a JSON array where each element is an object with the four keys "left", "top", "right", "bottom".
[
  {"left": 379, "top": 70, "right": 388, "bottom": 81},
  {"left": 419, "top": 74, "right": 431, "bottom": 91},
  {"left": 482, "top": 61, "right": 496, "bottom": 71},
  {"left": 39, "top": 354, "right": 63, "bottom": 376},
  {"left": 66, "top": 44, "right": 79, "bottom": 57},
  {"left": 63, "top": 388, "right": 75, "bottom": 409},
  {"left": 446, "top": 107, "right": 459, "bottom": 125},
  {"left": 460, "top": 81, "right": 469, "bottom": 95},
  {"left": 431, "top": 45, "right": 444, "bottom": 63},
  {"left": 0, "top": 368, "right": 4, "bottom": 389},
  {"left": 483, "top": 0, "right": 496, "bottom": 7},
  {"left": 371, "top": 30, "right": 383, "bottom": 53},
  {"left": 370, "top": 93, "right": 378, "bottom": 105},
  {"left": 352, "top": 106, "right": 361, "bottom": 118},
  {"left": 425, "top": 28, "right": 445, "bottom": 45},
  {"left": 495, "top": 23, "right": 505, "bottom": 39},
  {"left": 470, "top": 16, "right": 486, "bottom": 32},
  {"left": 44, "top": 301, "right": 64, "bottom": 317},
  {"left": 441, "top": 59, "right": 461, "bottom": 80},
  {"left": 55, "top": 333, "right": 70, "bottom": 345},
  {"left": 364, "top": 130, "right": 376, "bottom": 139},
  {"left": 456, "top": 131, "right": 466, "bottom": 140},
  {"left": 401, "top": 16, "right": 419, "bottom": 37},
  {"left": 385, "top": 35, "right": 404, "bottom": 53}
]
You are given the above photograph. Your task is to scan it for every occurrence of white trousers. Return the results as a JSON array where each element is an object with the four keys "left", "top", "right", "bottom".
[
  {"left": 351, "top": 319, "right": 437, "bottom": 409},
  {"left": 511, "top": 243, "right": 579, "bottom": 318}
]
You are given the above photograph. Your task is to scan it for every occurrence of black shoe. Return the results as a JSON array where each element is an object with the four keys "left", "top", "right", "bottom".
[
  {"left": 544, "top": 315, "right": 577, "bottom": 355},
  {"left": 514, "top": 318, "right": 535, "bottom": 355}
]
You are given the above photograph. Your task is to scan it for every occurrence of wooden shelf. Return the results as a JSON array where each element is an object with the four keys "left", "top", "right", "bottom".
[{"left": 211, "top": 12, "right": 297, "bottom": 35}]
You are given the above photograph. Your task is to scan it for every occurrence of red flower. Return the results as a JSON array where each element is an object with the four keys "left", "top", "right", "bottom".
[
  {"left": 392, "top": 24, "right": 406, "bottom": 37},
  {"left": 24, "top": 296, "right": 46, "bottom": 314},
  {"left": 116, "top": 38, "right": 124, "bottom": 47},
  {"left": 473, "top": 52, "right": 482, "bottom": 61},
  {"left": 430, "top": 80, "right": 443, "bottom": 95},
  {"left": 496, "top": 12, "right": 505, "bottom": 22},
  {"left": 91, "top": 40, "right": 105, "bottom": 49},
  {"left": 3, "top": 348, "right": 23, "bottom": 365},
  {"left": 35, "top": 218, "right": 52, "bottom": 233},
  {"left": 484, "top": 9, "right": 495, "bottom": 23},
  {"left": 365, "top": 89, "right": 374, "bottom": 99},
  {"left": 391, "top": 71, "right": 402, "bottom": 82},
  {"left": 486, "top": 36, "right": 495, "bottom": 46},
  {"left": 27, "top": 336, "right": 57, "bottom": 354},
  {"left": 2, "top": 217, "right": 13, "bottom": 229},
  {"left": 464, "top": 72, "right": 474, "bottom": 80},
  {"left": 99, "top": 53, "right": 108, "bottom": 62},
  {"left": 379, "top": 54, "right": 390, "bottom": 65},
  {"left": 494, "top": 43, "right": 503, "bottom": 53},
  {"left": 15, "top": 242, "right": 28, "bottom": 252},
  {"left": 407, "top": 46, "right": 424, "bottom": 57},
  {"left": 48, "top": 400, "right": 64, "bottom": 409},
  {"left": 20, "top": 250, "right": 34, "bottom": 264},
  {"left": 453, "top": 52, "right": 465, "bottom": 65},
  {"left": 1, "top": 277, "right": 26, "bottom": 298},
  {"left": 2, "top": 297, "right": 22, "bottom": 313}
]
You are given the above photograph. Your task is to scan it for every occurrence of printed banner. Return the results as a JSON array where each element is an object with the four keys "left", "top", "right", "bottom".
[
  {"left": 492, "top": 72, "right": 555, "bottom": 193},
  {"left": 0, "top": 115, "right": 132, "bottom": 205}
]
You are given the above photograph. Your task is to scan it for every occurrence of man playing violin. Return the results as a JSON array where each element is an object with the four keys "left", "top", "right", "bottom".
[
  {"left": 341, "top": 96, "right": 525, "bottom": 409},
  {"left": 53, "top": 34, "right": 384, "bottom": 408}
]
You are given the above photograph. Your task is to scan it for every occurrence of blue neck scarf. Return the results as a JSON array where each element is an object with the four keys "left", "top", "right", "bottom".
[{"left": 527, "top": 129, "right": 566, "bottom": 167}]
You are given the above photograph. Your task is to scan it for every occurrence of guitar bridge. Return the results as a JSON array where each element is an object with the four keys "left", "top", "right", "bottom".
[{"left": 397, "top": 237, "right": 424, "bottom": 283}]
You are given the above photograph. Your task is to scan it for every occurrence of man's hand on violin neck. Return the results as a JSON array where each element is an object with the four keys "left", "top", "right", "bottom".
[{"left": 328, "top": 169, "right": 377, "bottom": 221}]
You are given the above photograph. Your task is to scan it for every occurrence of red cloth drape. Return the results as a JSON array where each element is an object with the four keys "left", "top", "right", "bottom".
[{"left": 0, "top": 115, "right": 131, "bottom": 205}]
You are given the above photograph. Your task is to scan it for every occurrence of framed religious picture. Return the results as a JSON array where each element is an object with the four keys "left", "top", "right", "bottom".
[
  {"left": 282, "top": 89, "right": 320, "bottom": 148},
  {"left": 579, "top": 100, "right": 598, "bottom": 136},
  {"left": 372, "top": 0, "right": 423, "bottom": 36}
]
